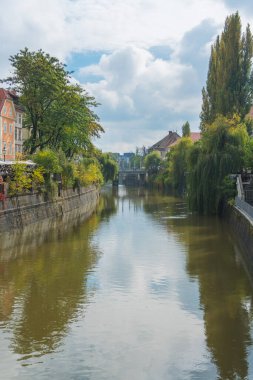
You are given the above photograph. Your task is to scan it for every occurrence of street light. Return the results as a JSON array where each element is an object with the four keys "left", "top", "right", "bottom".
[{"left": 2, "top": 146, "right": 6, "bottom": 162}]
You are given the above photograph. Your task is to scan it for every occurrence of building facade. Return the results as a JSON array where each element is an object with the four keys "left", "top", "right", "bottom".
[
  {"left": 0, "top": 89, "right": 24, "bottom": 161},
  {"left": 0, "top": 89, "right": 16, "bottom": 161},
  {"left": 149, "top": 131, "right": 181, "bottom": 159}
]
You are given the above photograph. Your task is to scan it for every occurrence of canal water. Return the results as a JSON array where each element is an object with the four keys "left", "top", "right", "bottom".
[{"left": 1, "top": 186, "right": 253, "bottom": 380}]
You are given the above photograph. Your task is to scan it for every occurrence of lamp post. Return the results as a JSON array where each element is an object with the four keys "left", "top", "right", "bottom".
[{"left": 2, "top": 146, "right": 6, "bottom": 162}]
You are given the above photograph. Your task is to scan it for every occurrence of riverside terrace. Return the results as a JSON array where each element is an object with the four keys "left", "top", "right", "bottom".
[{"left": 0, "top": 160, "right": 36, "bottom": 176}]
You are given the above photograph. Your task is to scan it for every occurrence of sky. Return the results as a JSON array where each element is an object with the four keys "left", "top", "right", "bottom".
[{"left": 0, "top": 0, "right": 253, "bottom": 153}]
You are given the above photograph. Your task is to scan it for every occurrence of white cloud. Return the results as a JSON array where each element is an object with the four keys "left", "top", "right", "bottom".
[
  {"left": 84, "top": 47, "right": 200, "bottom": 114},
  {"left": 0, "top": 0, "right": 229, "bottom": 76},
  {"left": 1, "top": 0, "right": 252, "bottom": 152},
  {"left": 84, "top": 46, "right": 202, "bottom": 151}
]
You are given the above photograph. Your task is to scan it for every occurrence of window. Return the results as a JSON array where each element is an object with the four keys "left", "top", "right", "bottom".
[
  {"left": 18, "top": 114, "right": 22, "bottom": 124},
  {"left": 9, "top": 108, "right": 12, "bottom": 117},
  {"left": 18, "top": 129, "right": 22, "bottom": 141},
  {"left": 9, "top": 143, "right": 12, "bottom": 154},
  {"left": 3, "top": 106, "right": 6, "bottom": 114},
  {"left": 15, "top": 128, "right": 17, "bottom": 140},
  {"left": 4, "top": 122, "right": 7, "bottom": 133},
  {"left": 9, "top": 124, "right": 12, "bottom": 134}
]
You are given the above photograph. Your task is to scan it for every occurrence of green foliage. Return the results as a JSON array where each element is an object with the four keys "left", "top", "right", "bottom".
[
  {"left": 244, "top": 115, "right": 253, "bottom": 135},
  {"left": 3, "top": 48, "right": 104, "bottom": 156},
  {"left": 129, "top": 147, "right": 146, "bottom": 169},
  {"left": 182, "top": 121, "right": 191, "bottom": 137},
  {"left": 8, "top": 162, "right": 32, "bottom": 196},
  {"left": 31, "top": 167, "right": 45, "bottom": 192},
  {"left": 200, "top": 12, "right": 253, "bottom": 131},
  {"left": 33, "top": 149, "right": 104, "bottom": 190},
  {"left": 219, "top": 176, "right": 237, "bottom": 201},
  {"left": 164, "top": 137, "right": 193, "bottom": 194},
  {"left": 144, "top": 151, "right": 162, "bottom": 174},
  {"left": 188, "top": 115, "right": 249, "bottom": 214},
  {"left": 32, "top": 149, "right": 61, "bottom": 174},
  {"left": 75, "top": 161, "right": 103, "bottom": 186},
  {"left": 98, "top": 153, "right": 119, "bottom": 183},
  {"left": 243, "top": 137, "right": 253, "bottom": 169}
]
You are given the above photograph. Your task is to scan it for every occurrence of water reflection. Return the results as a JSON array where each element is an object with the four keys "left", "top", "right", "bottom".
[
  {"left": 142, "top": 190, "right": 253, "bottom": 380},
  {"left": 1, "top": 186, "right": 253, "bottom": 380},
  {"left": 0, "top": 199, "right": 117, "bottom": 362},
  {"left": 183, "top": 217, "right": 252, "bottom": 380}
]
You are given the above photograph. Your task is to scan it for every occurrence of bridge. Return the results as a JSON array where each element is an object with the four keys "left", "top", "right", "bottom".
[{"left": 117, "top": 169, "right": 148, "bottom": 186}]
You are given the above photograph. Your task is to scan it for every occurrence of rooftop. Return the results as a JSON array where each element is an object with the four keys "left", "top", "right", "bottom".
[{"left": 150, "top": 131, "right": 180, "bottom": 150}]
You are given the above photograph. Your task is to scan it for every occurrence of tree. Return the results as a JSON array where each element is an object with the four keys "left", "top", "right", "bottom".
[
  {"left": 2, "top": 48, "right": 103, "bottom": 156},
  {"left": 144, "top": 151, "right": 162, "bottom": 174},
  {"left": 98, "top": 153, "right": 119, "bottom": 183},
  {"left": 164, "top": 137, "right": 193, "bottom": 194},
  {"left": 8, "top": 163, "right": 32, "bottom": 196},
  {"left": 182, "top": 121, "right": 190, "bottom": 137},
  {"left": 130, "top": 147, "right": 145, "bottom": 169},
  {"left": 200, "top": 13, "right": 253, "bottom": 131},
  {"left": 188, "top": 115, "right": 248, "bottom": 214}
]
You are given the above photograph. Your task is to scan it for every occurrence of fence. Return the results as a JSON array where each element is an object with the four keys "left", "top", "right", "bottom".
[{"left": 235, "top": 175, "right": 253, "bottom": 220}]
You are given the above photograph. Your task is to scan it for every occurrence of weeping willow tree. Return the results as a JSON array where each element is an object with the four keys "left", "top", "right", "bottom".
[
  {"left": 163, "top": 137, "right": 193, "bottom": 195},
  {"left": 188, "top": 115, "right": 249, "bottom": 214}
]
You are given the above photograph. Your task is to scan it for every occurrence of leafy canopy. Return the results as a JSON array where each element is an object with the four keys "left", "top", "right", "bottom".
[
  {"left": 164, "top": 137, "right": 193, "bottom": 194},
  {"left": 144, "top": 151, "right": 162, "bottom": 174},
  {"left": 3, "top": 48, "right": 104, "bottom": 156},
  {"left": 200, "top": 12, "right": 253, "bottom": 131},
  {"left": 188, "top": 115, "right": 249, "bottom": 214}
]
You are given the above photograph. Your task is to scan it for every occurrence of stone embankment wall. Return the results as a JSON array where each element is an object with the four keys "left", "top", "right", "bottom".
[
  {"left": 226, "top": 205, "right": 253, "bottom": 274},
  {"left": 0, "top": 186, "right": 99, "bottom": 232}
]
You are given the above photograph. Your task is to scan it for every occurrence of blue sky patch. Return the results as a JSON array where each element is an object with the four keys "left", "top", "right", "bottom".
[
  {"left": 149, "top": 45, "right": 173, "bottom": 61},
  {"left": 66, "top": 51, "right": 106, "bottom": 80}
]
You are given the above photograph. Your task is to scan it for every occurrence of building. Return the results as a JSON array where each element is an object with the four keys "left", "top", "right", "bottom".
[
  {"left": 149, "top": 131, "right": 201, "bottom": 159},
  {"left": 189, "top": 132, "right": 201, "bottom": 143},
  {"left": 149, "top": 131, "right": 181, "bottom": 159},
  {"left": 168, "top": 131, "right": 202, "bottom": 149},
  {"left": 0, "top": 89, "right": 16, "bottom": 161},
  {"left": 0, "top": 89, "right": 24, "bottom": 161},
  {"left": 9, "top": 91, "right": 24, "bottom": 155}
]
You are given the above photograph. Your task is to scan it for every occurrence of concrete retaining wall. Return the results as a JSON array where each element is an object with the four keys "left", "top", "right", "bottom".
[
  {"left": 226, "top": 205, "right": 253, "bottom": 274},
  {"left": 0, "top": 186, "right": 100, "bottom": 232}
]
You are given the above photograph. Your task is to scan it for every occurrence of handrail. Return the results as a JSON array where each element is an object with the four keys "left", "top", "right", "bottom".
[{"left": 236, "top": 174, "right": 245, "bottom": 200}]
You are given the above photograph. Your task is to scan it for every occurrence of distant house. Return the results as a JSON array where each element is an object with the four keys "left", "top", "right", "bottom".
[
  {"left": 8, "top": 91, "right": 24, "bottom": 155},
  {"left": 0, "top": 89, "right": 24, "bottom": 161},
  {"left": 0, "top": 89, "right": 16, "bottom": 161},
  {"left": 165, "top": 131, "right": 202, "bottom": 149},
  {"left": 149, "top": 131, "right": 181, "bottom": 159},
  {"left": 189, "top": 132, "right": 201, "bottom": 143}
]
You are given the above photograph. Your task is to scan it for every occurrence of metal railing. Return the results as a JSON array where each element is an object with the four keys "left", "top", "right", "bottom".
[
  {"left": 236, "top": 175, "right": 245, "bottom": 200},
  {"left": 235, "top": 174, "right": 253, "bottom": 220},
  {"left": 235, "top": 196, "right": 253, "bottom": 220}
]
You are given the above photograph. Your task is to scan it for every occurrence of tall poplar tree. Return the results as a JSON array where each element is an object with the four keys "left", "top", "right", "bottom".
[
  {"left": 200, "top": 12, "right": 253, "bottom": 131},
  {"left": 182, "top": 121, "right": 190, "bottom": 137}
]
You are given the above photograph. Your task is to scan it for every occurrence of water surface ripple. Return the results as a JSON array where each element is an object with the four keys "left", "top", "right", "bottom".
[{"left": 0, "top": 186, "right": 253, "bottom": 380}]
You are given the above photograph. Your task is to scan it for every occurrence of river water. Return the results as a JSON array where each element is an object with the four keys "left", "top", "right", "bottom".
[{"left": 1, "top": 186, "right": 253, "bottom": 380}]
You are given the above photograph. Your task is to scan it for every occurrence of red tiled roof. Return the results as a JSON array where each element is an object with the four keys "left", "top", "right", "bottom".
[
  {"left": 0, "top": 89, "right": 12, "bottom": 113},
  {"left": 190, "top": 132, "right": 201, "bottom": 142},
  {"left": 0, "top": 88, "right": 24, "bottom": 113},
  {"left": 163, "top": 131, "right": 202, "bottom": 149}
]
